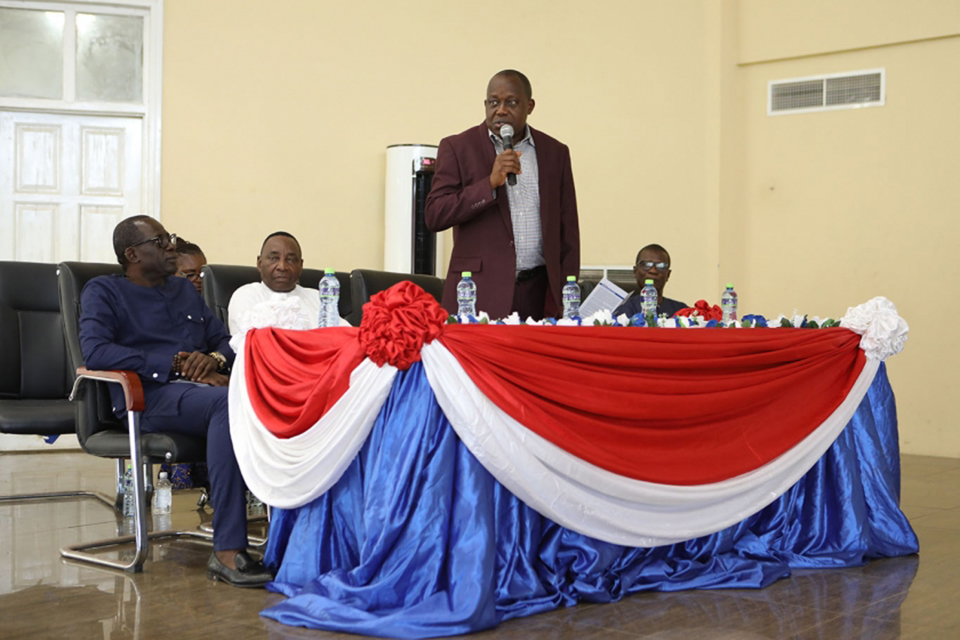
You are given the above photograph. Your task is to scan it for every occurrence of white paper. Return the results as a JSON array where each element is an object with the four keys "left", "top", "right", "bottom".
[{"left": 579, "top": 277, "right": 630, "bottom": 317}]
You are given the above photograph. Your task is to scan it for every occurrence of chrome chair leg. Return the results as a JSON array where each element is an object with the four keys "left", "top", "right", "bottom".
[{"left": 59, "top": 410, "right": 212, "bottom": 573}]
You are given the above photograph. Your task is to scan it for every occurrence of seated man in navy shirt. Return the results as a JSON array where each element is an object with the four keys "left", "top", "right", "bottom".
[
  {"left": 613, "top": 244, "right": 688, "bottom": 318},
  {"left": 79, "top": 215, "right": 271, "bottom": 588}
]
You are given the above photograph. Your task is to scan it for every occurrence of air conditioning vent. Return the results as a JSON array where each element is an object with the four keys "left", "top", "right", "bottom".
[
  {"left": 772, "top": 80, "right": 824, "bottom": 111},
  {"left": 769, "top": 69, "right": 884, "bottom": 115}
]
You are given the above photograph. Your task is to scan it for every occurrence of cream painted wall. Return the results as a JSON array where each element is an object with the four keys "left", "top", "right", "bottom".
[
  {"left": 735, "top": 9, "right": 960, "bottom": 456},
  {"left": 160, "top": 0, "right": 715, "bottom": 303},
  {"left": 159, "top": 1, "right": 960, "bottom": 457},
  {"left": 738, "top": 0, "right": 960, "bottom": 64}
]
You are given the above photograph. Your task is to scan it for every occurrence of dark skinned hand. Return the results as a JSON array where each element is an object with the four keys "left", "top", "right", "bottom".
[
  {"left": 489, "top": 149, "right": 522, "bottom": 190},
  {"left": 178, "top": 351, "right": 218, "bottom": 381},
  {"left": 196, "top": 372, "right": 229, "bottom": 387}
]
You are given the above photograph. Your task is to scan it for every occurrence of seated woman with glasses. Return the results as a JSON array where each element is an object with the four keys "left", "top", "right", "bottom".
[
  {"left": 613, "top": 244, "right": 688, "bottom": 319},
  {"left": 176, "top": 239, "right": 206, "bottom": 296}
]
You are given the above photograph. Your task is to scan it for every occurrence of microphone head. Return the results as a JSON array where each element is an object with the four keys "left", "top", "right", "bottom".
[{"left": 499, "top": 124, "right": 514, "bottom": 140}]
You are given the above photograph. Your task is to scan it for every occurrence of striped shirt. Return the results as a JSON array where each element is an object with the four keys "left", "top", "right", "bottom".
[{"left": 490, "top": 127, "right": 543, "bottom": 272}]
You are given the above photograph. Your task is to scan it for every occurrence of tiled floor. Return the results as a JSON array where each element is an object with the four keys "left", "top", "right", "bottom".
[{"left": 0, "top": 451, "right": 957, "bottom": 639}]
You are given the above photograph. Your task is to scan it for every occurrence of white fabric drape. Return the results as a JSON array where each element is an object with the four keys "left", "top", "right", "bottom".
[{"left": 229, "top": 335, "right": 397, "bottom": 509}]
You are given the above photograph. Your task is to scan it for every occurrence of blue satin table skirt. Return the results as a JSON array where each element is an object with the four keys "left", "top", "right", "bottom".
[{"left": 260, "top": 362, "right": 918, "bottom": 638}]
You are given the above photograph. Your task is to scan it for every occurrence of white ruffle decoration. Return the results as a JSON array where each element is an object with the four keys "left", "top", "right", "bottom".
[
  {"left": 229, "top": 297, "right": 315, "bottom": 352},
  {"left": 840, "top": 297, "right": 909, "bottom": 360}
]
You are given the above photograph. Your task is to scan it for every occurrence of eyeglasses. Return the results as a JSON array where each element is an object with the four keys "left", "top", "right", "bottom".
[
  {"left": 178, "top": 271, "right": 202, "bottom": 282},
  {"left": 127, "top": 233, "right": 177, "bottom": 251},
  {"left": 484, "top": 99, "right": 521, "bottom": 110},
  {"left": 636, "top": 261, "right": 669, "bottom": 272}
]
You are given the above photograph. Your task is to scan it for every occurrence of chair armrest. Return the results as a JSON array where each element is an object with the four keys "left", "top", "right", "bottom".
[{"left": 70, "top": 367, "right": 145, "bottom": 412}]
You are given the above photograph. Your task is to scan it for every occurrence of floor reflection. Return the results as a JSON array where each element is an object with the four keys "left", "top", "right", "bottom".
[
  {"left": 0, "top": 576, "right": 140, "bottom": 639},
  {"left": 0, "top": 450, "right": 953, "bottom": 640}
]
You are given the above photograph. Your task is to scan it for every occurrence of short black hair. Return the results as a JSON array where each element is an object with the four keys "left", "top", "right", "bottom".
[
  {"left": 635, "top": 244, "right": 671, "bottom": 266},
  {"left": 492, "top": 69, "right": 533, "bottom": 100},
  {"left": 260, "top": 231, "right": 301, "bottom": 254},
  {"left": 176, "top": 239, "right": 205, "bottom": 260},
  {"left": 113, "top": 215, "right": 155, "bottom": 267}
]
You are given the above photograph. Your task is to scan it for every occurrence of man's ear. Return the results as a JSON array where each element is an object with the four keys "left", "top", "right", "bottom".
[
  {"left": 124, "top": 247, "right": 139, "bottom": 264},
  {"left": 527, "top": 98, "right": 536, "bottom": 115}
]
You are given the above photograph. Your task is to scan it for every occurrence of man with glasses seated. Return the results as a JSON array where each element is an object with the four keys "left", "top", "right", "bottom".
[
  {"left": 79, "top": 215, "right": 272, "bottom": 588},
  {"left": 227, "top": 231, "right": 347, "bottom": 336},
  {"left": 175, "top": 239, "right": 207, "bottom": 295},
  {"left": 613, "top": 244, "right": 688, "bottom": 319}
]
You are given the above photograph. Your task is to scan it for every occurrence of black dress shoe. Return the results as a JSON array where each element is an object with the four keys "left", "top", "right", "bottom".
[{"left": 206, "top": 550, "right": 273, "bottom": 588}]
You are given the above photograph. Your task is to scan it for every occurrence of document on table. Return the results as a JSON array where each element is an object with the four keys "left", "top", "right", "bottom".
[{"left": 579, "top": 277, "right": 630, "bottom": 317}]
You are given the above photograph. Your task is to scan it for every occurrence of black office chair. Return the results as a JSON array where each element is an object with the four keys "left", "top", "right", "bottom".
[
  {"left": 578, "top": 279, "right": 598, "bottom": 301},
  {"left": 350, "top": 269, "right": 445, "bottom": 325},
  {"left": 0, "top": 261, "right": 112, "bottom": 508},
  {"left": 57, "top": 261, "right": 213, "bottom": 572},
  {"left": 201, "top": 265, "right": 356, "bottom": 328}
]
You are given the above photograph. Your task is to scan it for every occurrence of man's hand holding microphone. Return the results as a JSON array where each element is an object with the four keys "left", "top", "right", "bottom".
[{"left": 489, "top": 124, "right": 520, "bottom": 190}]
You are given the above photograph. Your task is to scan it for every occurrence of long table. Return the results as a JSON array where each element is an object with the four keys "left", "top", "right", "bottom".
[{"left": 229, "top": 286, "right": 917, "bottom": 638}]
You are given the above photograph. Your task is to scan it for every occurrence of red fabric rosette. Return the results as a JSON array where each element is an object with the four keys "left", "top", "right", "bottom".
[
  {"left": 675, "top": 300, "right": 722, "bottom": 321},
  {"left": 359, "top": 281, "right": 449, "bottom": 370}
]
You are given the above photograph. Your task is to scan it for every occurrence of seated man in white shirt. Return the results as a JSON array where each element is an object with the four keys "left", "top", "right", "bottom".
[{"left": 228, "top": 231, "right": 346, "bottom": 336}]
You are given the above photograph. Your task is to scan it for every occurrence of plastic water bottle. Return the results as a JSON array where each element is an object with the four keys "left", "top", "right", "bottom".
[
  {"left": 152, "top": 471, "right": 172, "bottom": 515},
  {"left": 457, "top": 272, "right": 477, "bottom": 316},
  {"left": 721, "top": 283, "right": 738, "bottom": 324},
  {"left": 640, "top": 278, "right": 658, "bottom": 325},
  {"left": 247, "top": 490, "right": 265, "bottom": 517},
  {"left": 122, "top": 465, "right": 135, "bottom": 517},
  {"left": 318, "top": 269, "right": 340, "bottom": 327},
  {"left": 562, "top": 276, "right": 580, "bottom": 319}
]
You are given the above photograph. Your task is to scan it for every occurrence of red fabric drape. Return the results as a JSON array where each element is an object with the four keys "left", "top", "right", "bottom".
[
  {"left": 244, "top": 326, "right": 364, "bottom": 438},
  {"left": 437, "top": 326, "right": 866, "bottom": 485},
  {"left": 244, "top": 282, "right": 447, "bottom": 439}
]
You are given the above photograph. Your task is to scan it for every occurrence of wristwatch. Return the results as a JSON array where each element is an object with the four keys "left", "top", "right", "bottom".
[{"left": 208, "top": 351, "right": 228, "bottom": 373}]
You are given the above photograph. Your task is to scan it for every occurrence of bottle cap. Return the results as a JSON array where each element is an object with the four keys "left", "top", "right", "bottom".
[
  {"left": 645, "top": 279, "right": 654, "bottom": 285},
  {"left": 726, "top": 283, "right": 734, "bottom": 289},
  {"left": 566, "top": 275, "right": 576, "bottom": 282},
  {"left": 159, "top": 472, "right": 167, "bottom": 479},
  {"left": 325, "top": 268, "right": 335, "bottom": 274},
  {"left": 462, "top": 271, "right": 472, "bottom": 277}
]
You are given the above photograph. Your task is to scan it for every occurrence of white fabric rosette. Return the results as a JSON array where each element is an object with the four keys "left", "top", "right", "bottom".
[{"left": 839, "top": 297, "right": 909, "bottom": 360}]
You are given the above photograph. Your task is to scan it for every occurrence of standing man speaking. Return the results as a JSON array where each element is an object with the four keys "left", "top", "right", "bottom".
[{"left": 425, "top": 70, "right": 580, "bottom": 320}]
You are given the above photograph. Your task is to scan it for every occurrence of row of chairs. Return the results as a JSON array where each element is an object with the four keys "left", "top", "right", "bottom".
[
  {"left": 199, "top": 265, "right": 444, "bottom": 328},
  {"left": 0, "top": 260, "right": 443, "bottom": 573}
]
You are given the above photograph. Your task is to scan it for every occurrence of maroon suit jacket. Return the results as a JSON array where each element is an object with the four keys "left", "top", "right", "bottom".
[{"left": 425, "top": 122, "right": 580, "bottom": 319}]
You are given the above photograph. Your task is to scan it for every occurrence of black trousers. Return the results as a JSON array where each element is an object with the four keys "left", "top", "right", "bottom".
[{"left": 512, "top": 265, "right": 549, "bottom": 321}]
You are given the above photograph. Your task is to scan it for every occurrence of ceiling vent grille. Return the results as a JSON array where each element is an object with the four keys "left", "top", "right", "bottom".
[{"left": 769, "top": 69, "right": 884, "bottom": 115}]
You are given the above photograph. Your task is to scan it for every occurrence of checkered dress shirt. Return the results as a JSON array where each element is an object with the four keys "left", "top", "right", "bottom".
[{"left": 490, "top": 127, "right": 543, "bottom": 272}]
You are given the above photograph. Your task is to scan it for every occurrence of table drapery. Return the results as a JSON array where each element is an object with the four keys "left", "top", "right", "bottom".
[{"left": 226, "top": 284, "right": 917, "bottom": 637}]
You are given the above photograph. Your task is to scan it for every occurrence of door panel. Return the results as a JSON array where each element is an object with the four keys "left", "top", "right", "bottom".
[{"left": 0, "top": 110, "right": 142, "bottom": 263}]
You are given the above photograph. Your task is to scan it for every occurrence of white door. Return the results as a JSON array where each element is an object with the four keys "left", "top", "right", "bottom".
[{"left": 0, "top": 110, "right": 143, "bottom": 264}]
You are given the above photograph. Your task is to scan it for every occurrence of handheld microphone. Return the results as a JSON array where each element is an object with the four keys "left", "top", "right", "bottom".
[{"left": 500, "top": 124, "right": 517, "bottom": 186}]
